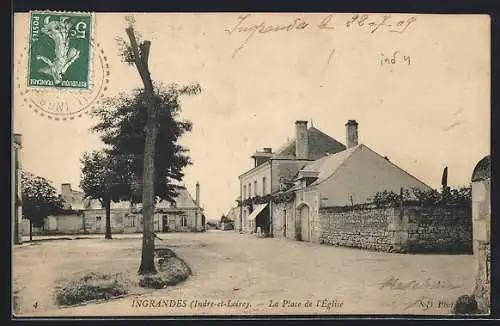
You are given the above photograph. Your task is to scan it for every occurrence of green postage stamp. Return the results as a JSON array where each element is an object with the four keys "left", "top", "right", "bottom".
[{"left": 27, "top": 11, "right": 93, "bottom": 89}]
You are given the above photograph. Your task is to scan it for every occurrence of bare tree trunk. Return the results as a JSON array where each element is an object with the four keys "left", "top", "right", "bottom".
[
  {"left": 138, "top": 118, "right": 158, "bottom": 274},
  {"left": 125, "top": 25, "right": 157, "bottom": 275},
  {"left": 29, "top": 220, "right": 32, "bottom": 242},
  {"left": 14, "top": 216, "right": 20, "bottom": 244},
  {"left": 105, "top": 199, "right": 112, "bottom": 239}
]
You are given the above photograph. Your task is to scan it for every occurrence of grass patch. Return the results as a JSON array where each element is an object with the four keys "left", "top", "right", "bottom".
[
  {"left": 138, "top": 248, "right": 192, "bottom": 289},
  {"left": 54, "top": 272, "right": 130, "bottom": 306}
]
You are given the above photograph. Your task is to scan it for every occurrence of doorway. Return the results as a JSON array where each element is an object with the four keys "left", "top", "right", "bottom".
[
  {"left": 162, "top": 215, "right": 169, "bottom": 232},
  {"left": 299, "top": 205, "right": 310, "bottom": 242}
]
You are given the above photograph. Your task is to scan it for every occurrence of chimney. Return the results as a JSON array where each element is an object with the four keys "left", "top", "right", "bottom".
[
  {"left": 61, "top": 183, "right": 72, "bottom": 209},
  {"left": 345, "top": 120, "right": 359, "bottom": 149},
  {"left": 195, "top": 182, "right": 200, "bottom": 207},
  {"left": 295, "top": 120, "right": 308, "bottom": 159},
  {"left": 61, "top": 183, "right": 72, "bottom": 197}
]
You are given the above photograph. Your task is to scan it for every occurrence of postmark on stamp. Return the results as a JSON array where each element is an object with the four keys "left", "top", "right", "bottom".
[
  {"left": 16, "top": 38, "right": 110, "bottom": 120},
  {"left": 16, "top": 11, "right": 110, "bottom": 120},
  {"left": 28, "top": 11, "right": 93, "bottom": 89}
]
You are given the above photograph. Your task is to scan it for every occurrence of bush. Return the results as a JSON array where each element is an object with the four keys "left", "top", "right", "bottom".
[
  {"left": 369, "top": 186, "right": 471, "bottom": 208},
  {"left": 54, "top": 272, "right": 129, "bottom": 306},
  {"left": 138, "top": 248, "right": 192, "bottom": 289}
]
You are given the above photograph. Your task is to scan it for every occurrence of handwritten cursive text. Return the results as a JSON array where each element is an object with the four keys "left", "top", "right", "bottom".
[
  {"left": 225, "top": 13, "right": 418, "bottom": 58},
  {"left": 379, "top": 51, "right": 412, "bottom": 66},
  {"left": 379, "top": 275, "right": 461, "bottom": 290}
]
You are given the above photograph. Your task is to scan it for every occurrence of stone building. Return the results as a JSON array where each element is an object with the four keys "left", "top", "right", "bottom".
[
  {"left": 471, "top": 155, "right": 491, "bottom": 313},
  {"left": 238, "top": 120, "right": 431, "bottom": 240},
  {"left": 12, "top": 134, "right": 23, "bottom": 244},
  {"left": 238, "top": 120, "right": 346, "bottom": 234},
  {"left": 22, "top": 182, "right": 205, "bottom": 235}
]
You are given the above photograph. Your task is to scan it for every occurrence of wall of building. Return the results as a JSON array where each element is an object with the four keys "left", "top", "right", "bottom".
[
  {"left": 298, "top": 188, "right": 322, "bottom": 242},
  {"left": 21, "top": 219, "right": 37, "bottom": 236},
  {"left": 240, "top": 161, "right": 272, "bottom": 200},
  {"left": 405, "top": 206, "right": 472, "bottom": 253},
  {"left": 271, "top": 160, "right": 309, "bottom": 193},
  {"left": 21, "top": 214, "right": 85, "bottom": 235},
  {"left": 56, "top": 214, "right": 85, "bottom": 234},
  {"left": 316, "top": 145, "right": 431, "bottom": 207},
  {"left": 472, "top": 170, "right": 491, "bottom": 313},
  {"left": 319, "top": 206, "right": 395, "bottom": 251},
  {"left": 84, "top": 209, "right": 128, "bottom": 234},
  {"left": 318, "top": 205, "right": 472, "bottom": 254},
  {"left": 271, "top": 188, "right": 321, "bottom": 241},
  {"left": 21, "top": 207, "right": 204, "bottom": 236},
  {"left": 158, "top": 209, "right": 203, "bottom": 232},
  {"left": 239, "top": 159, "right": 312, "bottom": 233},
  {"left": 272, "top": 201, "right": 296, "bottom": 240},
  {"left": 234, "top": 207, "right": 242, "bottom": 232}
]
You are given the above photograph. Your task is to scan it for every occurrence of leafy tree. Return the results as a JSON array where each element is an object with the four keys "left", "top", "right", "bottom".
[
  {"left": 91, "top": 83, "right": 201, "bottom": 273},
  {"left": 92, "top": 83, "right": 201, "bottom": 203},
  {"left": 21, "top": 171, "right": 64, "bottom": 241},
  {"left": 80, "top": 151, "right": 133, "bottom": 239},
  {"left": 102, "top": 18, "right": 202, "bottom": 275}
]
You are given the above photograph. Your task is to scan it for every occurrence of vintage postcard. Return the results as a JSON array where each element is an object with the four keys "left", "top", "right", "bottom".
[{"left": 12, "top": 12, "right": 490, "bottom": 317}]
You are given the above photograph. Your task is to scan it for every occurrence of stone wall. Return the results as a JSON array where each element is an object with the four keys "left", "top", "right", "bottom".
[
  {"left": 318, "top": 205, "right": 472, "bottom": 254},
  {"left": 319, "top": 206, "right": 394, "bottom": 251},
  {"left": 405, "top": 206, "right": 472, "bottom": 253},
  {"left": 272, "top": 201, "right": 296, "bottom": 240}
]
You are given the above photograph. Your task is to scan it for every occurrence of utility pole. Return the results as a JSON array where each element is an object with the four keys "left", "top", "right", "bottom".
[{"left": 125, "top": 24, "right": 157, "bottom": 275}]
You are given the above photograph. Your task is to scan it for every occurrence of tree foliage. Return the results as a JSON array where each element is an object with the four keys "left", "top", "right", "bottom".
[
  {"left": 21, "top": 171, "right": 64, "bottom": 227},
  {"left": 80, "top": 150, "right": 136, "bottom": 239},
  {"left": 80, "top": 150, "right": 133, "bottom": 204},
  {"left": 369, "top": 185, "right": 472, "bottom": 208},
  {"left": 90, "top": 83, "right": 201, "bottom": 204}
]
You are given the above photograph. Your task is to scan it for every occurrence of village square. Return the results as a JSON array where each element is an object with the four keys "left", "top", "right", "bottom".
[{"left": 12, "top": 12, "right": 490, "bottom": 317}]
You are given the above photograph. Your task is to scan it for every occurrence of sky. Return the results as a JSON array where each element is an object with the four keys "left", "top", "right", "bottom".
[{"left": 13, "top": 13, "right": 490, "bottom": 220}]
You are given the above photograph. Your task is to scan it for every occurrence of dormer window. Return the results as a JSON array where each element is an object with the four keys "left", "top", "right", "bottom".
[
  {"left": 297, "top": 170, "right": 320, "bottom": 186},
  {"left": 251, "top": 148, "right": 274, "bottom": 167}
]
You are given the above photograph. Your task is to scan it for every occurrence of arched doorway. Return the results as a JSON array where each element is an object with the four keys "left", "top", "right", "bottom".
[{"left": 297, "top": 203, "right": 310, "bottom": 242}]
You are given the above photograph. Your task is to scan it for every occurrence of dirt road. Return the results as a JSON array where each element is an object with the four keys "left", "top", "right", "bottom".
[{"left": 13, "top": 231, "right": 474, "bottom": 316}]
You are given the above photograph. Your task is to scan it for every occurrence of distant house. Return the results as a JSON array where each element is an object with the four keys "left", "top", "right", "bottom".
[
  {"left": 237, "top": 120, "right": 431, "bottom": 241},
  {"left": 125, "top": 182, "right": 204, "bottom": 233},
  {"left": 22, "top": 182, "right": 205, "bottom": 235},
  {"left": 221, "top": 206, "right": 238, "bottom": 231},
  {"left": 226, "top": 206, "right": 239, "bottom": 222}
]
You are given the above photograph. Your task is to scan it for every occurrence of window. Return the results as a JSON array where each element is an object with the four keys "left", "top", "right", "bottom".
[
  {"left": 96, "top": 216, "right": 102, "bottom": 221},
  {"left": 243, "top": 185, "right": 247, "bottom": 199},
  {"left": 254, "top": 181, "right": 258, "bottom": 196},
  {"left": 181, "top": 215, "right": 188, "bottom": 227},
  {"left": 249, "top": 183, "right": 252, "bottom": 198},
  {"left": 171, "top": 201, "right": 176, "bottom": 208},
  {"left": 126, "top": 214, "right": 135, "bottom": 227},
  {"left": 262, "top": 177, "right": 266, "bottom": 195}
]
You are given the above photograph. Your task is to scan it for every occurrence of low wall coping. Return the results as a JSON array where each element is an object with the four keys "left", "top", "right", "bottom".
[{"left": 388, "top": 222, "right": 417, "bottom": 232}]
